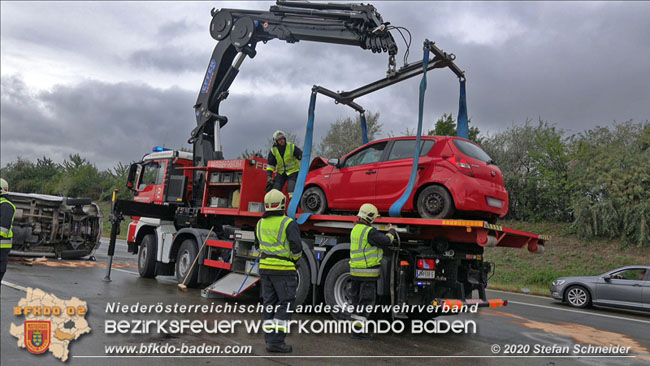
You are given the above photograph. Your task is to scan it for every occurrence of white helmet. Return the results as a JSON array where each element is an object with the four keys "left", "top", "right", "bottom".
[
  {"left": 264, "top": 189, "right": 286, "bottom": 211},
  {"left": 357, "top": 203, "right": 379, "bottom": 223},
  {"left": 273, "top": 130, "right": 286, "bottom": 143},
  {"left": 0, "top": 178, "right": 8, "bottom": 195}
]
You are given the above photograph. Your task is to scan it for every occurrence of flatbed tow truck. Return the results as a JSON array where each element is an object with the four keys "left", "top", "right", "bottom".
[{"left": 104, "top": 1, "right": 549, "bottom": 320}]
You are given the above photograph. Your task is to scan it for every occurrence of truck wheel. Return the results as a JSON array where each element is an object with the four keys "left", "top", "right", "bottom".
[
  {"left": 565, "top": 286, "right": 591, "bottom": 308},
  {"left": 300, "top": 187, "right": 327, "bottom": 214},
  {"left": 138, "top": 234, "right": 157, "bottom": 278},
  {"left": 176, "top": 239, "right": 199, "bottom": 288},
  {"left": 416, "top": 185, "right": 455, "bottom": 219},
  {"left": 295, "top": 257, "right": 311, "bottom": 306},
  {"left": 324, "top": 259, "right": 370, "bottom": 320}
]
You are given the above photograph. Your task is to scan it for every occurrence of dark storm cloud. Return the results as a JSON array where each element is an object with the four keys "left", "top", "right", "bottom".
[
  {"left": 1, "top": 75, "right": 196, "bottom": 169},
  {"left": 0, "top": 74, "right": 346, "bottom": 169},
  {"left": 3, "top": 1, "right": 650, "bottom": 171}
]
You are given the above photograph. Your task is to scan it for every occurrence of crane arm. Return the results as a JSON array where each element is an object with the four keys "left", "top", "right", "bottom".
[{"left": 190, "top": 1, "right": 398, "bottom": 165}]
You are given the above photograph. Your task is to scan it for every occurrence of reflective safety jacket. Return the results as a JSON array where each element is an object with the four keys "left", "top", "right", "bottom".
[
  {"left": 349, "top": 223, "right": 383, "bottom": 278},
  {"left": 0, "top": 197, "right": 16, "bottom": 249},
  {"left": 267, "top": 142, "right": 301, "bottom": 175},
  {"left": 256, "top": 216, "right": 302, "bottom": 271}
]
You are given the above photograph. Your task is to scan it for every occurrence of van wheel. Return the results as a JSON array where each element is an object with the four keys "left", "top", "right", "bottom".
[
  {"left": 295, "top": 257, "right": 311, "bottom": 306},
  {"left": 417, "top": 185, "right": 455, "bottom": 219},
  {"left": 176, "top": 239, "right": 199, "bottom": 288},
  {"left": 300, "top": 187, "right": 327, "bottom": 214},
  {"left": 138, "top": 234, "right": 157, "bottom": 278}
]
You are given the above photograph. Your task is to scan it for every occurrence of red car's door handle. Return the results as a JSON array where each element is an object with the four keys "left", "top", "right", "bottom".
[{"left": 365, "top": 170, "right": 376, "bottom": 175}]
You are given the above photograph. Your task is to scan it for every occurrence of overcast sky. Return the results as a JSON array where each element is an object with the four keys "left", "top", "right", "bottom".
[{"left": 2, "top": 1, "right": 649, "bottom": 170}]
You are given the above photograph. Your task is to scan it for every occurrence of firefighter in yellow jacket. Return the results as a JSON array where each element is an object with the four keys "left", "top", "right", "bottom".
[
  {"left": 1, "top": 178, "right": 16, "bottom": 282},
  {"left": 255, "top": 189, "right": 302, "bottom": 353},
  {"left": 266, "top": 131, "right": 302, "bottom": 198},
  {"left": 348, "top": 203, "right": 396, "bottom": 339}
]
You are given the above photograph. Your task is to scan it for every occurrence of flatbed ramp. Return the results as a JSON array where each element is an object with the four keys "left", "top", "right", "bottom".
[{"left": 204, "top": 272, "right": 260, "bottom": 297}]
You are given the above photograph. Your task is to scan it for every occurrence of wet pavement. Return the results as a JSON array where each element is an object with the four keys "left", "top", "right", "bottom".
[{"left": 2, "top": 238, "right": 649, "bottom": 366}]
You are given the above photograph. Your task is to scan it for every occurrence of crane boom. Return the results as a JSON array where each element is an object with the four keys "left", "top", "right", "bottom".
[{"left": 190, "top": 1, "right": 398, "bottom": 162}]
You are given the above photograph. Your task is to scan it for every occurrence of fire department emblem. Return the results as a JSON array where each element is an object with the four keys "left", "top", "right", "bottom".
[{"left": 24, "top": 321, "right": 51, "bottom": 354}]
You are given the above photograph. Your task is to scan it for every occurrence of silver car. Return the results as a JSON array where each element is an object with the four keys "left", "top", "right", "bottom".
[{"left": 550, "top": 265, "right": 650, "bottom": 311}]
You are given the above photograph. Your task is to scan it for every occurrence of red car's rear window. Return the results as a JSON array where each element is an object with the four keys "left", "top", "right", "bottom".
[{"left": 452, "top": 139, "right": 492, "bottom": 163}]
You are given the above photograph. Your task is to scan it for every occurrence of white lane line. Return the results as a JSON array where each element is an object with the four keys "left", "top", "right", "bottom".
[
  {"left": 0, "top": 280, "right": 28, "bottom": 292},
  {"left": 487, "top": 288, "right": 551, "bottom": 300},
  {"left": 112, "top": 268, "right": 178, "bottom": 283},
  {"left": 507, "top": 300, "right": 650, "bottom": 324}
]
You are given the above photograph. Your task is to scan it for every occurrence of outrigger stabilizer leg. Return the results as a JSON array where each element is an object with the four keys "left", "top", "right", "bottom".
[{"left": 103, "top": 190, "right": 123, "bottom": 282}]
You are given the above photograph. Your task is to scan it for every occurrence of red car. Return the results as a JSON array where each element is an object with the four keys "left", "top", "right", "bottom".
[{"left": 299, "top": 136, "right": 508, "bottom": 220}]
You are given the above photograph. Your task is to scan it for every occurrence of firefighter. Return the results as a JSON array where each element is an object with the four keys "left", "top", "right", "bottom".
[
  {"left": 255, "top": 189, "right": 302, "bottom": 353},
  {"left": 266, "top": 131, "right": 302, "bottom": 198},
  {"left": 348, "top": 203, "right": 397, "bottom": 339},
  {"left": 0, "top": 178, "right": 16, "bottom": 282}
]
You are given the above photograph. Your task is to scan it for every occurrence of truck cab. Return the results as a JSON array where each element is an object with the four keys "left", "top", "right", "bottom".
[{"left": 127, "top": 149, "right": 194, "bottom": 205}]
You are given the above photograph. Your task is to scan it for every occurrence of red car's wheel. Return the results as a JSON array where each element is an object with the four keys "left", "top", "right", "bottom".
[
  {"left": 300, "top": 186, "right": 327, "bottom": 214},
  {"left": 417, "top": 185, "right": 455, "bottom": 219}
]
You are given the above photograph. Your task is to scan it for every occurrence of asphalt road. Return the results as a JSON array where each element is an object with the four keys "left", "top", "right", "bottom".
[{"left": 2, "top": 238, "right": 649, "bottom": 366}]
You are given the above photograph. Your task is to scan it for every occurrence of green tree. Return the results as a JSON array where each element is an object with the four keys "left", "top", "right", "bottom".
[
  {"left": 54, "top": 154, "right": 103, "bottom": 199},
  {"left": 481, "top": 120, "right": 572, "bottom": 222},
  {"left": 569, "top": 121, "right": 650, "bottom": 247},
  {"left": 317, "top": 112, "right": 382, "bottom": 158},
  {"left": 427, "top": 113, "right": 482, "bottom": 143},
  {"left": 99, "top": 161, "right": 134, "bottom": 201}
]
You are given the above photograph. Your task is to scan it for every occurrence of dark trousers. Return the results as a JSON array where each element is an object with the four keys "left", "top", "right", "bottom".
[
  {"left": 0, "top": 248, "right": 10, "bottom": 282},
  {"left": 261, "top": 274, "right": 297, "bottom": 345},
  {"left": 347, "top": 277, "right": 377, "bottom": 322},
  {"left": 272, "top": 172, "right": 298, "bottom": 196}
]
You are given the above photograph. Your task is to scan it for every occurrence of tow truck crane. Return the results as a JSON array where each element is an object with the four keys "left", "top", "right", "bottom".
[{"left": 105, "top": 1, "right": 548, "bottom": 319}]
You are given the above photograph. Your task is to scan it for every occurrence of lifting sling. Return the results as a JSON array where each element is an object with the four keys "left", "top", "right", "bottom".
[
  {"left": 457, "top": 79, "right": 469, "bottom": 139},
  {"left": 388, "top": 46, "right": 430, "bottom": 217},
  {"left": 287, "top": 91, "right": 318, "bottom": 224}
]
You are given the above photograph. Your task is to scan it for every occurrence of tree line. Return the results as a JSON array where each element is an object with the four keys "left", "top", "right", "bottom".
[{"left": 2, "top": 115, "right": 648, "bottom": 246}]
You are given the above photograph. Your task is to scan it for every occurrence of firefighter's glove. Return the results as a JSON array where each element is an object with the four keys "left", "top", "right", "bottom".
[{"left": 386, "top": 229, "right": 398, "bottom": 246}]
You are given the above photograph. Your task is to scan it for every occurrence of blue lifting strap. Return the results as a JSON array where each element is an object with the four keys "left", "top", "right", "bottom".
[
  {"left": 287, "top": 91, "right": 317, "bottom": 224},
  {"left": 389, "top": 47, "right": 430, "bottom": 217},
  {"left": 360, "top": 112, "right": 369, "bottom": 144},
  {"left": 457, "top": 79, "right": 469, "bottom": 139}
]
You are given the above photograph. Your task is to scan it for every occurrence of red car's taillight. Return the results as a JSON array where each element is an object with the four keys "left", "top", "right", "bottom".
[
  {"left": 417, "top": 258, "right": 436, "bottom": 270},
  {"left": 448, "top": 155, "right": 474, "bottom": 176}
]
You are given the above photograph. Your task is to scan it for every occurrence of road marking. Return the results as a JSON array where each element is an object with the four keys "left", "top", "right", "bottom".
[
  {"left": 487, "top": 288, "right": 551, "bottom": 300},
  {"left": 0, "top": 280, "right": 27, "bottom": 292},
  {"left": 507, "top": 300, "right": 650, "bottom": 324},
  {"left": 112, "top": 268, "right": 178, "bottom": 283}
]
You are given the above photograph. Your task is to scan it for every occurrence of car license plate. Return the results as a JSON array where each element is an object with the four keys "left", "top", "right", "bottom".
[{"left": 416, "top": 270, "right": 435, "bottom": 279}]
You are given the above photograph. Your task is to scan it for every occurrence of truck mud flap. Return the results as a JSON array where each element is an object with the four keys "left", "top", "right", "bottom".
[
  {"left": 433, "top": 298, "right": 507, "bottom": 310},
  {"left": 204, "top": 272, "right": 260, "bottom": 297}
]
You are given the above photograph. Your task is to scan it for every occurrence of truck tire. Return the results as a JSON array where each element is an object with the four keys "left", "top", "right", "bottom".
[
  {"left": 324, "top": 259, "right": 375, "bottom": 320},
  {"left": 138, "top": 234, "right": 157, "bottom": 278},
  {"left": 300, "top": 187, "right": 327, "bottom": 215},
  {"left": 176, "top": 239, "right": 199, "bottom": 288},
  {"left": 295, "top": 257, "right": 311, "bottom": 306},
  {"left": 416, "top": 185, "right": 455, "bottom": 219}
]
